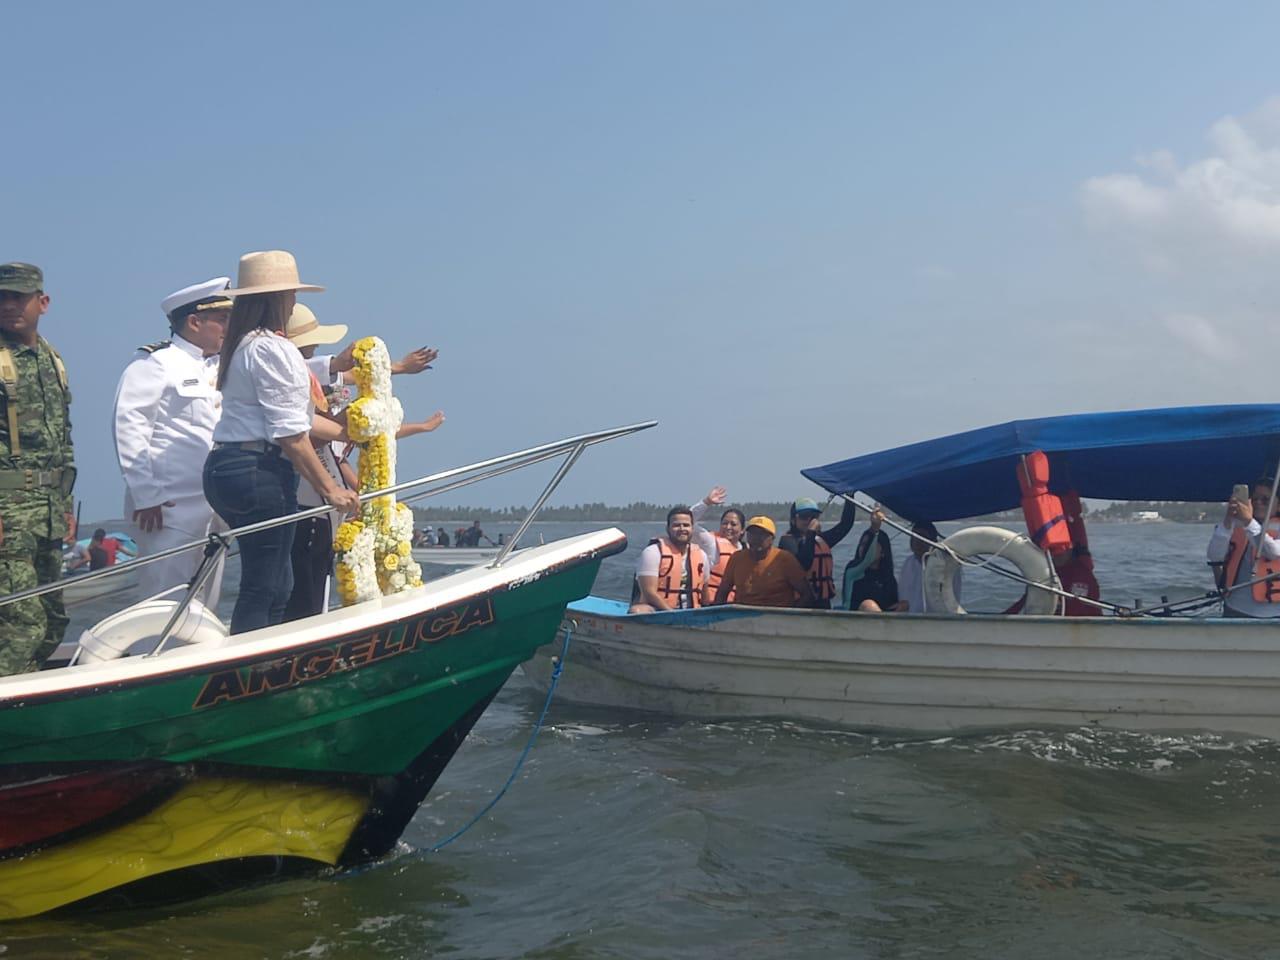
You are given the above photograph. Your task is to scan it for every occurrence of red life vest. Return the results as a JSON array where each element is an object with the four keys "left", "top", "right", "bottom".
[
  {"left": 1223, "top": 522, "right": 1280, "bottom": 603},
  {"left": 1017, "top": 451, "right": 1072, "bottom": 556},
  {"left": 1058, "top": 489, "right": 1093, "bottom": 571},
  {"left": 649, "top": 537, "right": 708, "bottom": 608},
  {"left": 707, "top": 533, "right": 740, "bottom": 601},
  {"left": 807, "top": 538, "right": 835, "bottom": 601}
]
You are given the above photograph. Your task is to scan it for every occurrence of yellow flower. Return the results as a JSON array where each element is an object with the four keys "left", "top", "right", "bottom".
[
  {"left": 397, "top": 541, "right": 410, "bottom": 557},
  {"left": 382, "top": 553, "right": 400, "bottom": 570}
]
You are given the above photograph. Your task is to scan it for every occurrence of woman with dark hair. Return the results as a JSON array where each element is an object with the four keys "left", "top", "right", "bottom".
[
  {"left": 202, "top": 251, "right": 359, "bottom": 634},
  {"left": 841, "top": 511, "right": 899, "bottom": 612}
]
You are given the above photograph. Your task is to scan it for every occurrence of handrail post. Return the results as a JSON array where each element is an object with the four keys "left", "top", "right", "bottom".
[
  {"left": 147, "top": 535, "right": 229, "bottom": 657},
  {"left": 490, "top": 442, "right": 587, "bottom": 568}
]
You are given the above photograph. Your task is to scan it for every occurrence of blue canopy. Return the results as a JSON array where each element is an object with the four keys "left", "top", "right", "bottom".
[{"left": 801, "top": 404, "right": 1280, "bottom": 522}]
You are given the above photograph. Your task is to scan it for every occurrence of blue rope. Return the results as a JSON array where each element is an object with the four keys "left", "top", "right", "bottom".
[{"left": 428, "top": 619, "right": 575, "bottom": 852}]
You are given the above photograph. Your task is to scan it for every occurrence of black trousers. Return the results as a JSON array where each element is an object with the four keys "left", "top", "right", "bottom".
[{"left": 283, "top": 515, "right": 333, "bottom": 623}]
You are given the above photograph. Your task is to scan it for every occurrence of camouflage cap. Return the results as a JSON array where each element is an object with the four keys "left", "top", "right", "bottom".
[{"left": 0, "top": 263, "right": 43, "bottom": 294}]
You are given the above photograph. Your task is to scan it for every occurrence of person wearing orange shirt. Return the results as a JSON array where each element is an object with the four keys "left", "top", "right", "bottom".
[{"left": 712, "top": 516, "right": 815, "bottom": 608}]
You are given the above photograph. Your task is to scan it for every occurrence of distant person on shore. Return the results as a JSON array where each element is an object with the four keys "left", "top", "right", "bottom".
[
  {"left": 67, "top": 529, "right": 136, "bottom": 572},
  {"left": 842, "top": 511, "right": 899, "bottom": 611},
  {"left": 1207, "top": 477, "right": 1280, "bottom": 618},
  {"left": 630, "top": 507, "right": 711, "bottom": 612},
  {"left": 778, "top": 496, "right": 857, "bottom": 609},
  {"left": 437, "top": 527, "right": 450, "bottom": 547},
  {"left": 712, "top": 516, "right": 814, "bottom": 608}
]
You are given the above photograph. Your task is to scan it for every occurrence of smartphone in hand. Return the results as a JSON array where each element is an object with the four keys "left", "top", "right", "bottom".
[{"left": 1233, "top": 483, "right": 1251, "bottom": 504}]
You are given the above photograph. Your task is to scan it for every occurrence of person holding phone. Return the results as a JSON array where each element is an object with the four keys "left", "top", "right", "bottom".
[{"left": 1207, "top": 477, "right": 1280, "bottom": 617}]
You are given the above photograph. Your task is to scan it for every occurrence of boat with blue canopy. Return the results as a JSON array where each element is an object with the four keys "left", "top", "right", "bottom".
[
  {"left": 801, "top": 403, "right": 1280, "bottom": 521},
  {"left": 523, "top": 404, "right": 1280, "bottom": 739}
]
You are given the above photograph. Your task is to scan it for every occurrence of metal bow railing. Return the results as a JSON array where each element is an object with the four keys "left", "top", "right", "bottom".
[{"left": 0, "top": 422, "right": 656, "bottom": 654}]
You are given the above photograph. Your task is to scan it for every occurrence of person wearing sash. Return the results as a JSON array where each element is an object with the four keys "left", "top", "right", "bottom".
[{"left": 202, "top": 251, "right": 359, "bottom": 634}]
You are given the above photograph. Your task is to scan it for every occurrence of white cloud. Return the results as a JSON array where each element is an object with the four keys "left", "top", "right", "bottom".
[
  {"left": 1082, "top": 97, "right": 1280, "bottom": 256},
  {"left": 1161, "top": 312, "right": 1233, "bottom": 363}
]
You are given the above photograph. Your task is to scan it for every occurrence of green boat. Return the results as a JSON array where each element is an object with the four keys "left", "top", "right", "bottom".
[{"left": 0, "top": 424, "right": 645, "bottom": 920}]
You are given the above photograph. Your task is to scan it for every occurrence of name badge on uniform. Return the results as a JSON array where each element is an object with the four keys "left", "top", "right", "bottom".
[{"left": 182, "top": 378, "right": 199, "bottom": 386}]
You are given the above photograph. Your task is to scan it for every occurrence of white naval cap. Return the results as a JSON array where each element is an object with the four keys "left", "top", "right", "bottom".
[{"left": 161, "top": 277, "right": 233, "bottom": 317}]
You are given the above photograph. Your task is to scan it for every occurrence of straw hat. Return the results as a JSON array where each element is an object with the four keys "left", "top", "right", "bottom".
[
  {"left": 286, "top": 303, "right": 347, "bottom": 348},
  {"left": 224, "top": 250, "right": 324, "bottom": 297}
]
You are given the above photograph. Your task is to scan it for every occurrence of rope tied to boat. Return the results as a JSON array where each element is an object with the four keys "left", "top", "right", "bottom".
[{"left": 428, "top": 618, "right": 576, "bottom": 852}]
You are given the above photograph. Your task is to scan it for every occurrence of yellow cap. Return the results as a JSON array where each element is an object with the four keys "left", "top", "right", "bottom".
[{"left": 745, "top": 516, "right": 776, "bottom": 535}]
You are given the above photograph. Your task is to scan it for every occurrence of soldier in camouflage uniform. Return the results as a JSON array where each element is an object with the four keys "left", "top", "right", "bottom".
[{"left": 0, "top": 263, "right": 76, "bottom": 674}]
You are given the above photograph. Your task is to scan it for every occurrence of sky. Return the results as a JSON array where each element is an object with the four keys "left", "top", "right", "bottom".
[{"left": 10, "top": 1, "right": 1280, "bottom": 518}]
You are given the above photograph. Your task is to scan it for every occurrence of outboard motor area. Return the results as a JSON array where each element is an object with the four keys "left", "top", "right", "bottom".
[
  {"left": 75, "top": 598, "right": 228, "bottom": 665},
  {"left": 923, "top": 525, "right": 1060, "bottom": 615}
]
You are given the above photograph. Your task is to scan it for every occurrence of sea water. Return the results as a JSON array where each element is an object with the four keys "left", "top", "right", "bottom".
[{"left": 9, "top": 520, "right": 1280, "bottom": 959}]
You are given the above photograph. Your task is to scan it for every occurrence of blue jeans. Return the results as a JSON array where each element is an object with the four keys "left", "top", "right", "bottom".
[{"left": 203, "top": 446, "right": 299, "bottom": 635}]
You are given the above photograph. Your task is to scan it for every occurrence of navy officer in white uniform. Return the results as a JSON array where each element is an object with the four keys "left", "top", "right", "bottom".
[{"left": 112, "top": 278, "right": 232, "bottom": 605}]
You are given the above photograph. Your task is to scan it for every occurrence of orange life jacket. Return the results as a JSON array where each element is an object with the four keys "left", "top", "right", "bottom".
[
  {"left": 807, "top": 537, "right": 835, "bottom": 601},
  {"left": 649, "top": 537, "right": 708, "bottom": 608},
  {"left": 1223, "top": 522, "right": 1280, "bottom": 603},
  {"left": 707, "top": 533, "right": 740, "bottom": 600},
  {"left": 1017, "top": 451, "right": 1072, "bottom": 556}
]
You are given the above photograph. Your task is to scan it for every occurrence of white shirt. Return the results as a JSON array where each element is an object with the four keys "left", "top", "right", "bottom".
[
  {"left": 213, "top": 331, "right": 312, "bottom": 442},
  {"left": 113, "top": 334, "right": 221, "bottom": 511},
  {"left": 686, "top": 500, "right": 721, "bottom": 570},
  {"left": 897, "top": 552, "right": 961, "bottom": 613}
]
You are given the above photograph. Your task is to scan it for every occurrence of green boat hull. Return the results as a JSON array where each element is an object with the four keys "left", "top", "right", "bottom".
[{"left": 0, "top": 530, "right": 625, "bottom": 920}]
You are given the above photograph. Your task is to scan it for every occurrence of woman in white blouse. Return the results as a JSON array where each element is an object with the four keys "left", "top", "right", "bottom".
[{"left": 203, "top": 252, "right": 359, "bottom": 634}]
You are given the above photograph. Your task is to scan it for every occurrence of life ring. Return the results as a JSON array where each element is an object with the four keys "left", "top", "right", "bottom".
[
  {"left": 922, "top": 525, "right": 1059, "bottom": 615},
  {"left": 74, "top": 597, "right": 228, "bottom": 665}
]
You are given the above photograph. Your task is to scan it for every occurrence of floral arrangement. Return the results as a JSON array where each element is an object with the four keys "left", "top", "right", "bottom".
[{"left": 332, "top": 337, "right": 424, "bottom": 604}]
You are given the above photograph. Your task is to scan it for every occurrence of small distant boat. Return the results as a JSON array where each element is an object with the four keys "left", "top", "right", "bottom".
[
  {"left": 61, "top": 531, "right": 139, "bottom": 604},
  {"left": 412, "top": 546, "right": 503, "bottom": 565}
]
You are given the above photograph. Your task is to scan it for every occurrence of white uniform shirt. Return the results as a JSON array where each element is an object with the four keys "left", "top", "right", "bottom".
[
  {"left": 213, "top": 331, "right": 312, "bottom": 442},
  {"left": 113, "top": 334, "right": 221, "bottom": 513}
]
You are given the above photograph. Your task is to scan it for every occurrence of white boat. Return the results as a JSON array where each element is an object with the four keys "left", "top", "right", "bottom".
[
  {"left": 522, "top": 404, "right": 1280, "bottom": 740},
  {"left": 61, "top": 565, "right": 140, "bottom": 604},
  {"left": 522, "top": 596, "right": 1280, "bottom": 739},
  {"left": 412, "top": 546, "right": 502, "bottom": 565}
]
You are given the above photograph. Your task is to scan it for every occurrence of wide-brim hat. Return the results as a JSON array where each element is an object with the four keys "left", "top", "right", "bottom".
[
  {"left": 223, "top": 250, "right": 324, "bottom": 297},
  {"left": 286, "top": 303, "right": 347, "bottom": 348}
]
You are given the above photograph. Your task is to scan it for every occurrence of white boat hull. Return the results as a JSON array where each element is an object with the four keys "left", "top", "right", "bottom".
[
  {"left": 412, "top": 547, "right": 501, "bottom": 565},
  {"left": 61, "top": 566, "right": 140, "bottom": 604},
  {"left": 521, "top": 598, "right": 1280, "bottom": 739}
]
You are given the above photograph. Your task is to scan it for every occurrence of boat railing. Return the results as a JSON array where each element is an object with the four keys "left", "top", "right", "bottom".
[{"left": 2, "top": 421, "right": 656, "bottom": 626}]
